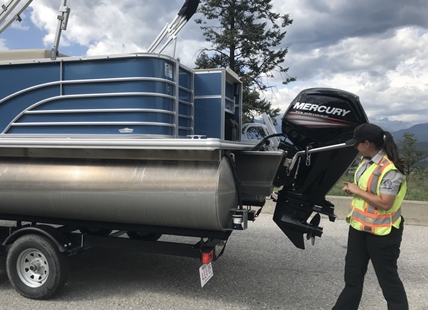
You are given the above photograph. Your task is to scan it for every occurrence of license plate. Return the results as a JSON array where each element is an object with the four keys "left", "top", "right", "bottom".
[{"left": 199, "top": 262, "right": 213, "bottom": 287}]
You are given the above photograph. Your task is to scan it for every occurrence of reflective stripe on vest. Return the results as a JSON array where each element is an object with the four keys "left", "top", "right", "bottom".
[{"left": 347, "top": 155, "right": 405, "bottom": 235}]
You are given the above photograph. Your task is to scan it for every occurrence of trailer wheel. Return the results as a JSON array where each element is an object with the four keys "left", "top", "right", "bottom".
[
  {"left": 6, "top": 234, "right": 69, "bottom": 300},
  {"left": 127, "top": 231, "right": 162, "bottom": 241},
  {"left": 79, "top": 227, "right": 113, "bottom": 236}
]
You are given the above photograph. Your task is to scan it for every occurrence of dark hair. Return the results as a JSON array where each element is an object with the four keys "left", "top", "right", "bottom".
[{"left": 371, "top": 131, "right": 405, "bottom": 174}]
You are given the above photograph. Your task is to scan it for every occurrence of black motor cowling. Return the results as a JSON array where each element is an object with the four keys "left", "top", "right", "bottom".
[{"left": 273, "top": 88, "right": 368, "bottom": 249}]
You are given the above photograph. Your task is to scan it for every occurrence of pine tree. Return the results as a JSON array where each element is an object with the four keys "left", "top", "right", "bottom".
[
  {"left": 399, "top": 132, "right": 425, "bottom": 176},
  {"left": 195, "top": 0, "right": 295, "bottom": 124}
]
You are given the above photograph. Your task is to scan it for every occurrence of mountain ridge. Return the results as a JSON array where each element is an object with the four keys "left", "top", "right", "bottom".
[
  {"left": 370, "top": 117, "right": 415, "bottom": 133},
  {"left": 268, "top": 116, "right": 426, "bottom": 141},
  {"left": 391, "top": 123, "right": 428, "bottom": 142}
]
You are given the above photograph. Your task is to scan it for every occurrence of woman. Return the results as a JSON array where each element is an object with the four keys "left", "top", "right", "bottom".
[{"left": 332, "top": 123, "right": 408, "bottom": 310}]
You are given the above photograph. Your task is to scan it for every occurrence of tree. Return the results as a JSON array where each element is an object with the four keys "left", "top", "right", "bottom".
[
  {"left": 194, "top": 0, "right": 295, "bottom": 124},
  {"left": 399, "top": 132, "right": 425, "bottom": 177}
]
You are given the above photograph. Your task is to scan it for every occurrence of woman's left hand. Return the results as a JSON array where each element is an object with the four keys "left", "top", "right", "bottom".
[{"left": 343, "top": 182, "right": 360, "bottom": 195}]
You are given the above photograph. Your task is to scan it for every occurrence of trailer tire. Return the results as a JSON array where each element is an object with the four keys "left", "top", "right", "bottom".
[
  {"left": 127, "top": 231, "right": 162, "bottom": 241},
  {"left": 6, "top": 234, "right": 69, "bottom": 300}
]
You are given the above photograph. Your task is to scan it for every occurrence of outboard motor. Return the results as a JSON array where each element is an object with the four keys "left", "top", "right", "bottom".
[{"left": 273, "top": 88, "right": 368, "bottom": 249}]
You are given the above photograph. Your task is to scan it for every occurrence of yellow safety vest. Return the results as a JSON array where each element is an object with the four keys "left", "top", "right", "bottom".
[{"left": 346, "top": 155, "right": 406, "bottom": 235}]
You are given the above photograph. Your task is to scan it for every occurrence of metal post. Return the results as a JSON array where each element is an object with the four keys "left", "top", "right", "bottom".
[{"left": 51, "top": 0, "right": 70, "bottom": 60}]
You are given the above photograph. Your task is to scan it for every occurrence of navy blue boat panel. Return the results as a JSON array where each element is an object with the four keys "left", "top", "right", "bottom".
[
  {"left": 0, "top": 57, "right": 198, "bottom": 136},
  {"left": 194, "top": 72, "right": 222, "bottom": 96},
  {"left": 63, "top": 58, "right": 175, "bottom": 80},
  {"left": 17, "top": 112, "right": 174, "bottom": 124},
  {"left": 225, "top": 81, "right": 234, "bottom": 99},
  {"left": 194, "top": 98, "right": 222, "bottom": 139},
  {"left": 179, "top": 102, "right": 192, "bottom": 115},
  {"left": 179, "top": 89, "right": 192, "bottom": 103},
  {"left": 178, "top": 128, "right": 191, "bottom": 136},
  {"left": 31, "top": 97, "right": 175, "bottom": 111},
  {"left": 7, "top": 125, "right": 174, "bottom": 135},
  {"left": 63, "top": 81, "right": 175, "bottom": 96},
  {"left": 179, "top": 68, "right": 192, "bottom": 88},
  {"left": 0, "top": 64, "right": 59, "bottom": 99},
  {"left": 0, "top": 86, "right": 59, "bottom": 133},
  {"left": 178, "top": 117, "right": 192, "bottom": 127}
]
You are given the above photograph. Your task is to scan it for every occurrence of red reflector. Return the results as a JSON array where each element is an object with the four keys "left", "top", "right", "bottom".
[{"left": 201, "top": 250, "right": 214, "bottom": 265}]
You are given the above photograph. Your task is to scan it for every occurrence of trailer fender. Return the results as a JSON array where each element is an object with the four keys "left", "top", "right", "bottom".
[{"left": 2, "top": 225, "right": 71, "bottom": 253}]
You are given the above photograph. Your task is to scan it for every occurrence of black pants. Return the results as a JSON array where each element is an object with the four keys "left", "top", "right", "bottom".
[{"left": 332, "top": 220, "right": 408, "bottom": 310}]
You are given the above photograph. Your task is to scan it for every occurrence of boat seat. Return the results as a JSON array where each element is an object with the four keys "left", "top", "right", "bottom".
[{"left": 0, "top": 49, "right": 69, "bottom": 61}]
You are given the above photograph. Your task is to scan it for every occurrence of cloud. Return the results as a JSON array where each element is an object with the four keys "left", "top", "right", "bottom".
[
  {"left": 275, "top": 0, "right": 428, "bottom": 51},
  {"left": 0, "top": 38, "right": 7, "bottom": 50}
]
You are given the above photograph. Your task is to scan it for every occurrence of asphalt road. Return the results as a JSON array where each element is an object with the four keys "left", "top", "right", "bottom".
[{"left": 0, "top": 215, "right": 427, "bottom": 310}]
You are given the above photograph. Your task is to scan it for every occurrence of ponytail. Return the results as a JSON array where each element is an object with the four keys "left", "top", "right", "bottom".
[{"left": 382, "top": 131, "right": 405, "bottom": 174}]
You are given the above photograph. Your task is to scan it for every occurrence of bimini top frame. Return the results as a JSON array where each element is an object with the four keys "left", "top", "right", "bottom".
[
  {"left": 147, "top": 0, "right": 200, "bottom": 55},
  {"left": 0, "top": 0, "right": 33, "bottom": 34}
]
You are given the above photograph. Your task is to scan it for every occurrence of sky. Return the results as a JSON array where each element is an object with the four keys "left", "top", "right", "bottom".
[{"left": 1, "top": 0, "right": 427, "bottom": 127}]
